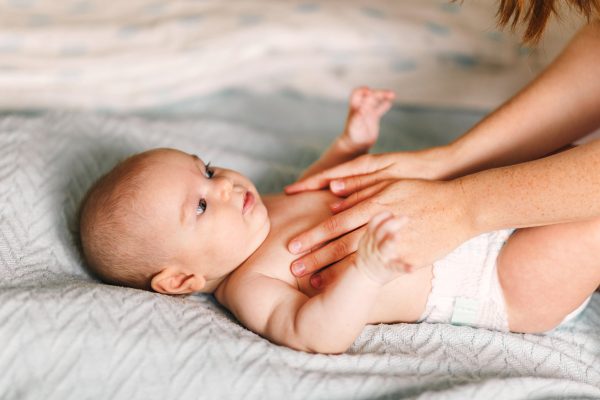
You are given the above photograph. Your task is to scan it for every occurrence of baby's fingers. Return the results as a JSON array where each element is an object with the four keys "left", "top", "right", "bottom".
[
  {"left": 367, "top": 211, "right": 393, "bottom": 234},
  {"left": 378, "top": 233, "right": 413, "bottom": 273},
  {"left": 373, "top": 215, "right": 408, "bottom": 244}
]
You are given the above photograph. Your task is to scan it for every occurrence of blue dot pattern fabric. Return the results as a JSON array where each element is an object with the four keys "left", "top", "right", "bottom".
[{"left": 0, "top": 0, "right": 580, "bottom": 112}]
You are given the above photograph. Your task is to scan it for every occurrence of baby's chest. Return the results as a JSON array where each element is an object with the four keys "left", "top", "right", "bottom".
[
  {"left": 240, "top": 250, "right": 319, "bottom": 297},
  {"left": 241, "top": 192, "right": 338, "bottom": 296},
  {"left": 241, "top": 234, "right": 325, "bottom": 298}
]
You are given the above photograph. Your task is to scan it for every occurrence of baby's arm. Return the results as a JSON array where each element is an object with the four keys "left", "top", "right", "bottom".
[
  {"left": 220, "top": 212, "right": 408, "bottom": 354},
  {"left": 297, "top": 87, "right": 395, "bottom": 181}
]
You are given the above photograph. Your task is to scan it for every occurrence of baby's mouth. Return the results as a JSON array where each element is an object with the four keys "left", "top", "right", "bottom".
[{"left": 242, "top": 191, "right": 255, "bottom": 214}]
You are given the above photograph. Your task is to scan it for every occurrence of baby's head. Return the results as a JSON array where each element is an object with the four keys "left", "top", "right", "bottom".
[{"left": 79, "top": 148, "right": 270, "bottom": 294}]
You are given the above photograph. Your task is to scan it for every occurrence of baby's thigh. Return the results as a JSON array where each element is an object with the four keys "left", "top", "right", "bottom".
[{"left": 497, "top": 219, "right": 600, "bottom": 333}]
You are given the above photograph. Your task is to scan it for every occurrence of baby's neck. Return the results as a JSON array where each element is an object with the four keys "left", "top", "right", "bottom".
[
  {"left": 203, "top": 275, "right": 229, "bottom": 293},
  {"left": 206, "top": 203, "right": 277, "bottom": 294}
]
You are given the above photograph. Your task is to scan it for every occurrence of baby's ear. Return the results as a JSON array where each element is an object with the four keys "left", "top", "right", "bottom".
[{"left": 150, "top": 267, "right": 206, "bottom": 295}]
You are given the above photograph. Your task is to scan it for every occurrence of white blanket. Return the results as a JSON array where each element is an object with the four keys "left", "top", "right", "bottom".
[
  {"left": 0, "top": 0, "right": 580, "bottom": 112},
  {"left": 1, "top": 96, "right": 599, "bottom": 398}
]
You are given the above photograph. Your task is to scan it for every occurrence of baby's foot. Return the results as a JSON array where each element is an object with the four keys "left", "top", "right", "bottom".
[
  {"left": 341, "top": 87, "right": 395, "bottom": 152},
  {"left": 356, "top": 212, "right": 411, "bottom": 285}
]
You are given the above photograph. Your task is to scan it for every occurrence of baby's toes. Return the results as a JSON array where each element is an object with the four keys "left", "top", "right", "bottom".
[
  {"left": 362, "top": 92, "right": 380, "bottom": 111},
  {"left": 350, "top": 87, "right": 370, "bottom": 108},
  {"left": 373, "top": 91, "right": 395, "bottom": 114},
  {"left": 375, "top": 100, "right": 393, "bottom": 116},
  {"left": 374, "top": 90, "right": 395, "bottom": 101}
]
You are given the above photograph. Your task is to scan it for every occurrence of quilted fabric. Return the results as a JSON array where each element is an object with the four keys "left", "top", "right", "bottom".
[{"left": 1, "top": 102, "right": 599, "bottom": 399}]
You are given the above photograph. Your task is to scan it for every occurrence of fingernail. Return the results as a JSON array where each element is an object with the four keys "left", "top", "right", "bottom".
[
  {"left": 311, "top": 275, "right": 322, "bottom": 289},
  {"left": 330, "top": 180, "right": 344, "bottom": 192},
  {"left": 292, "top": 262, "right": 305, "bottom": 276},
  {"left": 330, "top": 201, "right": 342, "bottom": 210},
  {"left": 289, "top": 240, "right": 302, "bottom": 253}
]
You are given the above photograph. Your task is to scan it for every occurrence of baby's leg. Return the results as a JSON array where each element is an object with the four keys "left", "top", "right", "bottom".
[
  {"left": 498, "top": 218, "right": 600, "bottom": 332},
  {"left": 298, "top": 87, "right": 395, "bottom": 180}
]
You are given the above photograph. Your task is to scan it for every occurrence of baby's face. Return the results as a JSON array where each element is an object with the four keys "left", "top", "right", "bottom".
[{"left": 138, "top": 149, "right": 270, "bottom": 289}]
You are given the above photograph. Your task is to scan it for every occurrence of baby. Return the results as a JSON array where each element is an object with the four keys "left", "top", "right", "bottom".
[{"left": 80, "top": 88, "right": 592, "bottom": 354}]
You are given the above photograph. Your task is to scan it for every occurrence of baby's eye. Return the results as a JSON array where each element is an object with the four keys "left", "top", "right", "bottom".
[
  {"left": 204, "top": 162, "right": 214, "bottom": 179},
  {"left": 196, "top": 198, "right": 207, "bottom": 215}
]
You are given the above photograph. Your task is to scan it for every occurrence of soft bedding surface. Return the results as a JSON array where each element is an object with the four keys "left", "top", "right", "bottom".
[
  {"left": 1, "top": 92, "right": 599, "bottom": 399},
  {"left": 0, "top": 0, "right": 579, "bottom": 112}
]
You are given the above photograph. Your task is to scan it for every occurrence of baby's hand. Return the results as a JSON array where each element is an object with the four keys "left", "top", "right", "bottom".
[
  {"left": 342, "top": 87, "right": 395, "bottom": 151},
  {"left": 355, "top": 212, "right": 412, "bottom": 285}
]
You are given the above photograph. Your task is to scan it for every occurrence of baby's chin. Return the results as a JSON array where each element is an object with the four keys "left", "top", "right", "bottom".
[
  {"left": 254, "top": 204, "right": 271, "bottom": 245},
  {"left": 246, "top": 204, "right": 271, "bottom": 254}
]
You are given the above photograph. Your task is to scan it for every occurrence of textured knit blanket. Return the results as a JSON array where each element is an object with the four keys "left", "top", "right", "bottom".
[{"left": 1, "top": 93, "right": 599, "bottom": 398}]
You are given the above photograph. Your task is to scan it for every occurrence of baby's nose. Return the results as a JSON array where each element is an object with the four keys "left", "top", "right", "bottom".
[{"left": 215, "top": 177, "right": 234, "bottom": 200}]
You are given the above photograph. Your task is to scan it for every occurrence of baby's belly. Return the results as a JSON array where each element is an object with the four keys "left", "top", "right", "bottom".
[{"left": 297, "top": 264, "right": 434, "bottom": 324}]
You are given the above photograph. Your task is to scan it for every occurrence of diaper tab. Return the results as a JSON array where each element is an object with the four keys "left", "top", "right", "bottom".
[{"left": 451, "top": 297, "right": 480, "bottom": 326}]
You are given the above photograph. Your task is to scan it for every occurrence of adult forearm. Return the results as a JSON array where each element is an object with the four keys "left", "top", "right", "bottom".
[
  {"left": 460, "top": 139, "right": 600, "bottom": 233},
  {"left": 292, "top": 265, "right": 381, "bottom": 354},
  {"left": 440, "top": 21, "right": 600, "bottom": 180}
]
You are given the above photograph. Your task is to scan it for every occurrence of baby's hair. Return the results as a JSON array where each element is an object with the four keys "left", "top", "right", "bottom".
[{"left": 79, "top": 151, "right": 168, "bottom": 291}]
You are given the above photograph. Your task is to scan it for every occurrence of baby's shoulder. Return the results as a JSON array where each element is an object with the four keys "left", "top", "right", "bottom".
[
  {"left": 214, "top": 267, "right": 299, "bottom": 318},
  {"left": 226, "top": 262, "right": 296, "bottom": 292}
]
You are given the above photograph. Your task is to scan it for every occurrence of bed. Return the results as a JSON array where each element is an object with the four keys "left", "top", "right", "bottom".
[{"left": 1, "top": 1, "right": 598, "bottom": 399}]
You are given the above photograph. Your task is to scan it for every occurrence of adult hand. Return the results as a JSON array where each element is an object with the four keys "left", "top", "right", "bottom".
[
  {"left": 284, "top": 146, "right": 452, "bottom": 197},
  {"left": 288, "top": 178, "right": 477, "bottom": 287}
]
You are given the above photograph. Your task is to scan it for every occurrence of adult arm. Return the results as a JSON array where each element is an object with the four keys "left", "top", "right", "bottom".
[
  {"left": 462, "top": 139, "right": 600, "bottom": 232},
  {"left": 290, "top": 139, "right": 600, "bottom": 289},
  {"left": 287, "top": 21, "right": 600, "bottom": 280},
  {"left": 285, "top": 21, "right": 600, "bottom": 196},
  {"left": 442, "top": 20, "right": 600, "bottom": 179}
]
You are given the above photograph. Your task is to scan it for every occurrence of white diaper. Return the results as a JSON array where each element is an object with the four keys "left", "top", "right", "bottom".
[{"left": 418, "top": 229, "right": 590, "bottom": 332}]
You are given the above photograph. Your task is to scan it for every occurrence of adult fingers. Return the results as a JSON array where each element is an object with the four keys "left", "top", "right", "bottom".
[
  {"left": 284, "top": 154, "right": 379, "bottom": 194},
  {"left": 288, "top": 201, "right": 376, "bottom": 254},
  {"left": 329, "top": 170, "right": 393, "bottom": 197},
  {"left": 310, "top": 253, "right": 358, "bottom": 290},
  {"left": 330, "top": 181, "right": 392, "bottom": 213},
  {"left": 290, "top": 227, "right": 366, "bottom": 277}
]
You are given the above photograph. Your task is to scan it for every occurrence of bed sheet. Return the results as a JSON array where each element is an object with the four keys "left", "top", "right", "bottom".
[{"left": 1, "top": 90, "right": 599, "bottom": 399}]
